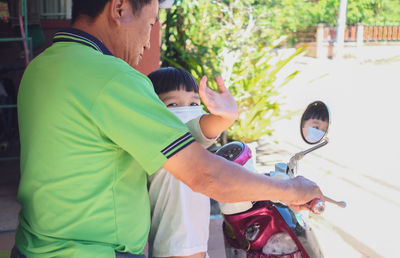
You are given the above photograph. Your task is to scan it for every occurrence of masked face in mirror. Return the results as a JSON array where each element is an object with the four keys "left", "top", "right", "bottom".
[{"left": 301, "top": 101, "right": 330, "bottom": 144}]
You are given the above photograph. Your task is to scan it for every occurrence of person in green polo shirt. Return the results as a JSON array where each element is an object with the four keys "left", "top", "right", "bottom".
[{"left": 14, "top": 0, "right": 325, "bottom": 257}]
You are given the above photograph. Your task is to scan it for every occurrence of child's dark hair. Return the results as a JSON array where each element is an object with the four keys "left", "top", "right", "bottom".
[
  {"left": 301, "top": 101, "right": 329, "bottom": 128},
  {"left": 148, "top": 67, "right": 199, "bottom": 95}
]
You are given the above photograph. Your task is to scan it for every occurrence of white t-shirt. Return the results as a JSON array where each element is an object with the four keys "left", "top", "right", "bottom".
[{"left": 148, "top": 116, "right": 217, "bottom": 257}]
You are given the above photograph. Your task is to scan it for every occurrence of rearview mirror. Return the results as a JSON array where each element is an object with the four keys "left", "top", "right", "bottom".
[{"left": 300, "top": 101, "right": 330, "bottom": 144}]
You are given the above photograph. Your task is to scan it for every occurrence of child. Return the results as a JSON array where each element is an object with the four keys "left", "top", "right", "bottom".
[
  {"left": 147, "top": 67, "right": 238, "bottom": 258},
  {"left": 301, "top": 101, "right": 329, "bottom": 143}
]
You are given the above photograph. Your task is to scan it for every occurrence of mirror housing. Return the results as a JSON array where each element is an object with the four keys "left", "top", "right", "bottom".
[{"left": 300, "top": 101, "right": 330, "bottom": 144}]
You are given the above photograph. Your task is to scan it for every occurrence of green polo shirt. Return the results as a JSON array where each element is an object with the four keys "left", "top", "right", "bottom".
[{"left": 16, "top": 28, "right": 194, "bottom": 258}]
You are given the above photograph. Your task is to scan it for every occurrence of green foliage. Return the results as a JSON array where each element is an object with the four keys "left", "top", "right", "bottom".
[
  {"left": 161, "top": 1, "right": 222, "bottom": 89},
  {"left": 233, "top": 0, "right": 400, "bottom": 42},
  {"left": 308, "top": 0, "right": 400, "bottom": 26},
  {"left": 307, "top": 0, "right": 400, "bottom": 26},
  {"left": 228, "top": 44, "right": 305, "bottom": 143},
  {"left": 161, "top": 0, "right": 304, "bottom": 143}
]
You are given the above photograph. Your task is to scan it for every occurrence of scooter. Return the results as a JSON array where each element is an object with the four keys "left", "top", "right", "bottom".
[{"left": 215, "top": 101, "right": 346, "bottom": 258}]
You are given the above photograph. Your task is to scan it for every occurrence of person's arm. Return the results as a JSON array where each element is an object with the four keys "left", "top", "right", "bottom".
[
  {"left": 185, "top": 76, "right": 237, "bottom": 147},
  {"left": 198, "top": 76, "right": 238, "bottom": 139},
  {"left": 163, "top": 142, "right": 323, "bottom": 209},
  {"left": 185, "top": 116, "right": 216, "bottom": 148}
]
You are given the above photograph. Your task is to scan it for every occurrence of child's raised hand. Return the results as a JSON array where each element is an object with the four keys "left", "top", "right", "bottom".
[{"left": 199, "top": 75, "right": 239, "bottom": 123}]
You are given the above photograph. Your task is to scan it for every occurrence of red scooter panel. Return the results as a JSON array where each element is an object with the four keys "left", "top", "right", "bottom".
[{"left": 223, "top": 201, "right": 308, "bottom": 257}]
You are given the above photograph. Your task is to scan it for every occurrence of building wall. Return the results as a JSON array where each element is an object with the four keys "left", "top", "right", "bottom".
[{"left": 135, "top": 21, "right": 161, "bottom": 75}]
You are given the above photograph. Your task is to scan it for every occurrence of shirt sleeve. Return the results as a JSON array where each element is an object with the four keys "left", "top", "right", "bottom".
[
  {"left": 90, "top": 71, "right": 195, "bottom": 174},
  {"left": 185, "top": 115, "right": 219, "bottom": 148}
]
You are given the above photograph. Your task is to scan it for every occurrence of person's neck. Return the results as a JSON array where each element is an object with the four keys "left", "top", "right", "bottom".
[{"left": 72, "top": 17, "right": 115, "bottom": 53}]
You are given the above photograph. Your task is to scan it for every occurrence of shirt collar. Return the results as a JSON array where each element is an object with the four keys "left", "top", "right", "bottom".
[{"left": 53, "top": 27, "right": 113, "bottom": 56}]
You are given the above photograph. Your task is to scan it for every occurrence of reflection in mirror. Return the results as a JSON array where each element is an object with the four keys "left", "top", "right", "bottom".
[{"left": 301, "top": 101, "right": 330, "bottom": 144}]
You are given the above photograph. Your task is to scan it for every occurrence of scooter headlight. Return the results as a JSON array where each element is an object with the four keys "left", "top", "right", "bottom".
[{"left": 262, "top": 232, "right": 299, "bottom": 255}]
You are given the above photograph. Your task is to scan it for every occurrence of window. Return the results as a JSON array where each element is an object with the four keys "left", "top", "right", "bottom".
[
  {"left": 160, "top": 0, "right": 174, "bottom": 9},
  {"left": 39, "top": 0, "right": 71, "bottom": 20},
  {"left": 37, "top": 0, "right": 172, "bottom": 20}
]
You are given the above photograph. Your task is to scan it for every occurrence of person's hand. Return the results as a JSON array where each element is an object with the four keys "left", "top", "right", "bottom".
[
  {"left": 281, "top": 176, "right": 324, "bottom": 211},
  {"left": 199, "top": 75, "right": 238, "bottom": 124}
]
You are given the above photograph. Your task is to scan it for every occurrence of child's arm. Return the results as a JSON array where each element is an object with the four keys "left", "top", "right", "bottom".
[{"left": 198, "top": 76, "right": 238, "bottom": 139}]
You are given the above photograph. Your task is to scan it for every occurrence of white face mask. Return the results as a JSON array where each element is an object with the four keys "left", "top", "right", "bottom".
[
  {"left": 168, "top": 106, "right": 204, "bottom": 123},
  {"left": 305, "top": 127, "right": 326, "bottom": 143}
]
